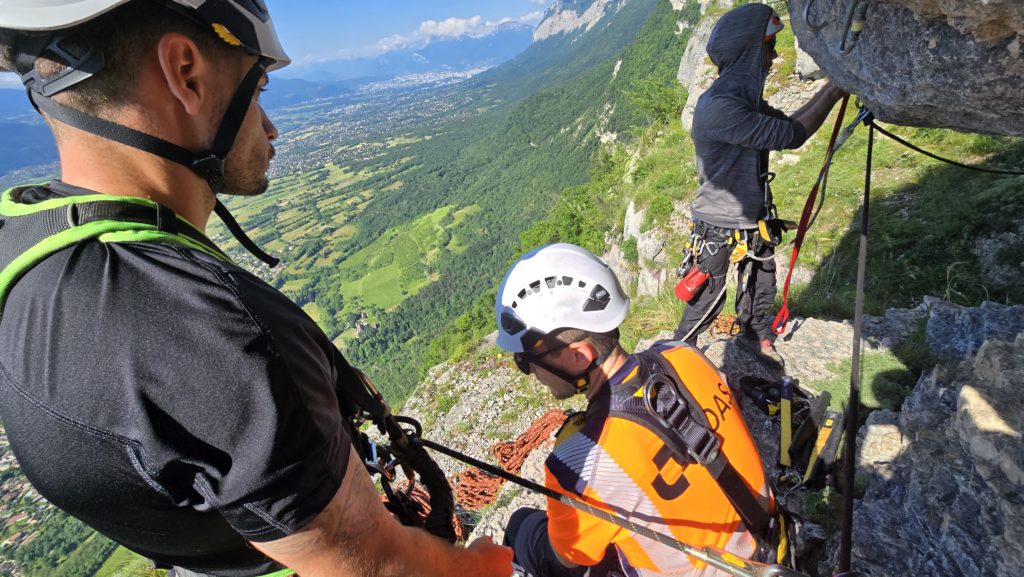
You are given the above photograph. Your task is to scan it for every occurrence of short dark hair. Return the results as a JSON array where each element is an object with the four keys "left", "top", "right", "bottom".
[
  {"left": 0, "top": 1, "right": 240, "bottom": 113},
  {"left": 548, "top": 327, "right": 622, "bottom": 360}
]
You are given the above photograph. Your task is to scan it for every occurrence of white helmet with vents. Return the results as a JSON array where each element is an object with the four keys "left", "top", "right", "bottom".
[
  {"left": 495, "top": 243, "right": 629, "bottom": 353},
  {"left": 0, "top": 0, "right": 290, "bottom": 72}
]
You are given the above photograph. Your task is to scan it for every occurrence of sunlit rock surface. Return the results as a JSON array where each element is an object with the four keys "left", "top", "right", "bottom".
[{"left": 790, "top": 0, "right": 1024, "bottom": 135}]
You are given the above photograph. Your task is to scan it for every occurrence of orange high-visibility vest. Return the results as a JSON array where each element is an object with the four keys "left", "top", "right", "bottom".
[{"left": 544, "top": 343, "right": 772, "bottom": 576}]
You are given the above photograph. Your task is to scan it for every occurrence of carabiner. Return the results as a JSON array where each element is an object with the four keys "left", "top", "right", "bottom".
[
  {"left": 804, "top": 0, "right": 830, "bottom": 31},
  {"left": 840, "top": 0, "right": 869, "bottom": 56}
]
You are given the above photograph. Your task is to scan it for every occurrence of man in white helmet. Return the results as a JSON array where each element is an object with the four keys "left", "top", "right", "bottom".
[
  {"left": 0, "top": 2, "right": 511, "bottom": 576},
  {"left": 673, "top": 4, "right": 847, "bottom": 365},
  {"left": 496, "top": 244, "right": 780, "bottom": 577}
]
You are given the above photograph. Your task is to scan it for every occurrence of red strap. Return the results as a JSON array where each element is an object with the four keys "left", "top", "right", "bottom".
[{"left": 772, "top": 96, "right": 849, "bottom": 335}]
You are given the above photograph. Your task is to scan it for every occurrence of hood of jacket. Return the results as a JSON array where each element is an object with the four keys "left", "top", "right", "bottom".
[{"left": 705, "top": 3, "right": 774, "bottom": 107}]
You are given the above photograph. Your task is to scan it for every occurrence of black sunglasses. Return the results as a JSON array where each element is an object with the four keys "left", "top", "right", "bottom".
[{"left": 513, "top": 341, "right": 572, "bottom": 375}]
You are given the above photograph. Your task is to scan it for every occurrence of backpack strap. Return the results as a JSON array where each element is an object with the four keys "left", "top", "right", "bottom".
[
  {"left": 608, "top": 348, "right": 775, "bottom": 540},
  {"left": 0, "top": 186, "right": 231, "bottom": 322}
]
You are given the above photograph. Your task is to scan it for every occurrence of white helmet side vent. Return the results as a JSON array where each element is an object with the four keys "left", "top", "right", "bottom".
[{"left": 495, "top": 244, "right": 629, "bottom": 353}]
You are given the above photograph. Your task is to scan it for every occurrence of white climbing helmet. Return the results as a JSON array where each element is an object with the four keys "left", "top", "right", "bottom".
[
  {"left": 495, "top": 243, "right": 630, "bottom": 353},
  {"left": 0, "top": 0, "right": 290, "bottom": 72}
]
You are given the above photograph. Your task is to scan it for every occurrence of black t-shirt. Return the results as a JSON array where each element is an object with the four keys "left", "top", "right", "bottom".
[{"left": 0, "top": 183, "right": 352, "bottom": 576}]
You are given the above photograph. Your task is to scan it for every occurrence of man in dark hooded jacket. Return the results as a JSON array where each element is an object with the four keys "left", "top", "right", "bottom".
[{"left": 673, "top": 4, "right": 846, "bottom": 364}]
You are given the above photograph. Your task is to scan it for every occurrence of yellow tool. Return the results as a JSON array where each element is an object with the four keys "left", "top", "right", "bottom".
[
  {"left": 779, "top": 376, "right": 793, "bottom": 467},
  {"left": 757, "top": 219, "right": 772, "bottom": 243},
  {"left": 802, "top": 409, "right": 845, "bottom": 485}
]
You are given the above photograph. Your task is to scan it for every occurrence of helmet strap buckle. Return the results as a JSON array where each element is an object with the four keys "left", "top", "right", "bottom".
[{"left": 191, "top": 155, "right": 226, "bottom": 194}]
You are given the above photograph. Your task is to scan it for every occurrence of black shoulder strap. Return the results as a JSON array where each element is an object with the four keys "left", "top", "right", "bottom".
[
  {"left": 1, "top": 197, "right": 223, "bottom": 267},
  {"left": 0, "top": 194, "right": 230, "bottom": 321},
  {"left": 609, "top": 349, "right": 774, "bottom": 539}
]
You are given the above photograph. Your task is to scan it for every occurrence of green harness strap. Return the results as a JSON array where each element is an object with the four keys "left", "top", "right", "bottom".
[{"left": 0, "top": 185, "right": 234, "bottom": 322}]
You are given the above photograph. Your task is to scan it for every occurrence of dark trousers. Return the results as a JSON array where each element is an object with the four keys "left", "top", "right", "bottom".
[
  {"left": 504, "top": 508, "right": 623, "bottom": 577},
  {"left": 674, "top": 226, "right": 776, "bottom": 344}
]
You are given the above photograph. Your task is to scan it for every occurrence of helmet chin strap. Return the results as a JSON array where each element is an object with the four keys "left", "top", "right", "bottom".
[
  {"left": 533, "top": 351, "right": 608, "bottom": 396},
  {"left": 24, "top": 54, "right": 280, "bottom": 267}
]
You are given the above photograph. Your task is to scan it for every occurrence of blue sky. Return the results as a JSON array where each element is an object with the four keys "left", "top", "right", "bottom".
[
  {"left": 268, "top": 0, "right": 550, "bottom": 65},
  {"left": 0, "top": 0, "right": 551, "bottom": 88}
]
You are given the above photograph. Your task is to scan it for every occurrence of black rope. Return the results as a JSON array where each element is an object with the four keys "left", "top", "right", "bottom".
[
  {"left": 838, "top": 122, "right": 873, "bottom": 575},
  {"left": 869, "top": 120, "right": 1024, "bottom": 176}
]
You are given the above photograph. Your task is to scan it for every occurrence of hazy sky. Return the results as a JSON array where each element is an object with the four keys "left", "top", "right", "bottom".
[
  {"left": 0, "top": 0, "right": 551, "bottom": 89},
  {"left": 268, "top": 0, "right": 549, "bottom": 64}
]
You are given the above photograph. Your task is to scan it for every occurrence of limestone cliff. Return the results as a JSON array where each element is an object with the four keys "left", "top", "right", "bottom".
[
  {"left": 790, "top": 0, "right": 1024, "bottom": 136},
  {"left": 534, "top": 0, "right": 632, "bottom": 42},
  {"left": 850, "top": 301, "right": 1024, "bottom": 576}
]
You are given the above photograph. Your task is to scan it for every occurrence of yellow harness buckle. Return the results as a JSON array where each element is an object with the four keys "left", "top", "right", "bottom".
[{"left": 729, "top": 231, "right": 748, "bottom": 263}]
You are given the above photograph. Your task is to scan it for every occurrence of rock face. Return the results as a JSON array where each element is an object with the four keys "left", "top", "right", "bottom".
[
  {"left": 534, "top": 0, "right": 630, "bottom": 42},
  {"left": 604, "top": 200, "right": 672, "bottom": 298},
  {"left": 794, "top": 36, "right": 824, "bottom": 80},
  {"left": 851, "top": 305, "right": 1024, "bottom": 577},
  {"left": 676, "top": 5, "right": 723, "bottom": 130},
  {"left": 925, "top": 300, "right": 1024, "bottom": 360},
  {"left": 896, "top": 0, "right": 1024, "bottom": 42},
  {"left": 972, "top": 223, "right": 1024, "bottom": 292},
  {"left": 789, "top": 0, "right": 1024, "bottom": 136}
]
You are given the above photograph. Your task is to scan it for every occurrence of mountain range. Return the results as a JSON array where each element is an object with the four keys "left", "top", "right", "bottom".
[{"left": 278, "top": 22, "right": 536, "bottom": 83}]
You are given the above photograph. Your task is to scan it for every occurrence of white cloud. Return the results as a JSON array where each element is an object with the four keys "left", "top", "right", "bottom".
[
  {"left": 420, "top": 15, "right": 485, "bottom": 39},
  {"left": 0, "top": 73, "right": 23, "bottom": 90},
  {"left": 375, "top": 12, "right": 543, "bottom": 54},
  {"left": 290, "top": 11, "right": 545, "bottom": 66},
  {"left": 529, "top": 0, "right": 551, "bottom": 5},
  {"left": 519, "top": 11, "right": 545, "bottom": 24}
]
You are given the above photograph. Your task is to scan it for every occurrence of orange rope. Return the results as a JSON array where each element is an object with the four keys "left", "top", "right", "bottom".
[
  {"left": 381, "top": 481, "right": 466, "bottom": 541},
  {"left": 454, "top": 408, "right": 568, "bottom": 510}
]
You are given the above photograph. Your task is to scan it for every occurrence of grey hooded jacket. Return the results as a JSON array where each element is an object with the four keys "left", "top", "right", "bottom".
[{"left": 689, "top": 3, "right": 808, "bottom": 230}]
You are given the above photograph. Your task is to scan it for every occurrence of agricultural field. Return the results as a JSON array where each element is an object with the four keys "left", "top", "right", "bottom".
[{"left": 336, "top": 204, "right": 482, "bottom": 317}]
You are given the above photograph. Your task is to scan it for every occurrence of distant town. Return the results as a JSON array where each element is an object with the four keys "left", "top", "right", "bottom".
[
  {"left": 268, "top": 70, "right": 489, "bottom": 179},
  {"left": 0, "top": 426, "right": 53, "bottom": 577}
]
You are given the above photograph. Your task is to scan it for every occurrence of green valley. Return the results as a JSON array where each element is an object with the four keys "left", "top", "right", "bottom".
[{"left": 209, "top": 0, "right": 696, "bottom": 402}]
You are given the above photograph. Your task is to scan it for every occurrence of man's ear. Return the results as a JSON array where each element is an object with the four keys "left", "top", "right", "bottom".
[
  {"left": 567, "top": 341, "right": 598, "bottom": 371},
  {"left": 156, "top": 33, "right": 208, "bottom": 116}
]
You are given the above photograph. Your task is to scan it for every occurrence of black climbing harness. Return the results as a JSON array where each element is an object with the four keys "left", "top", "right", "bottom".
[
  {"left": 337, "top": 364, "right": 458, "bottom": 542},
  {"left": 610, "top": 350, "right": 790, "bottom": 564},
  {"left": 421, "top": 433, "right": 806, "bottom": 577}
]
